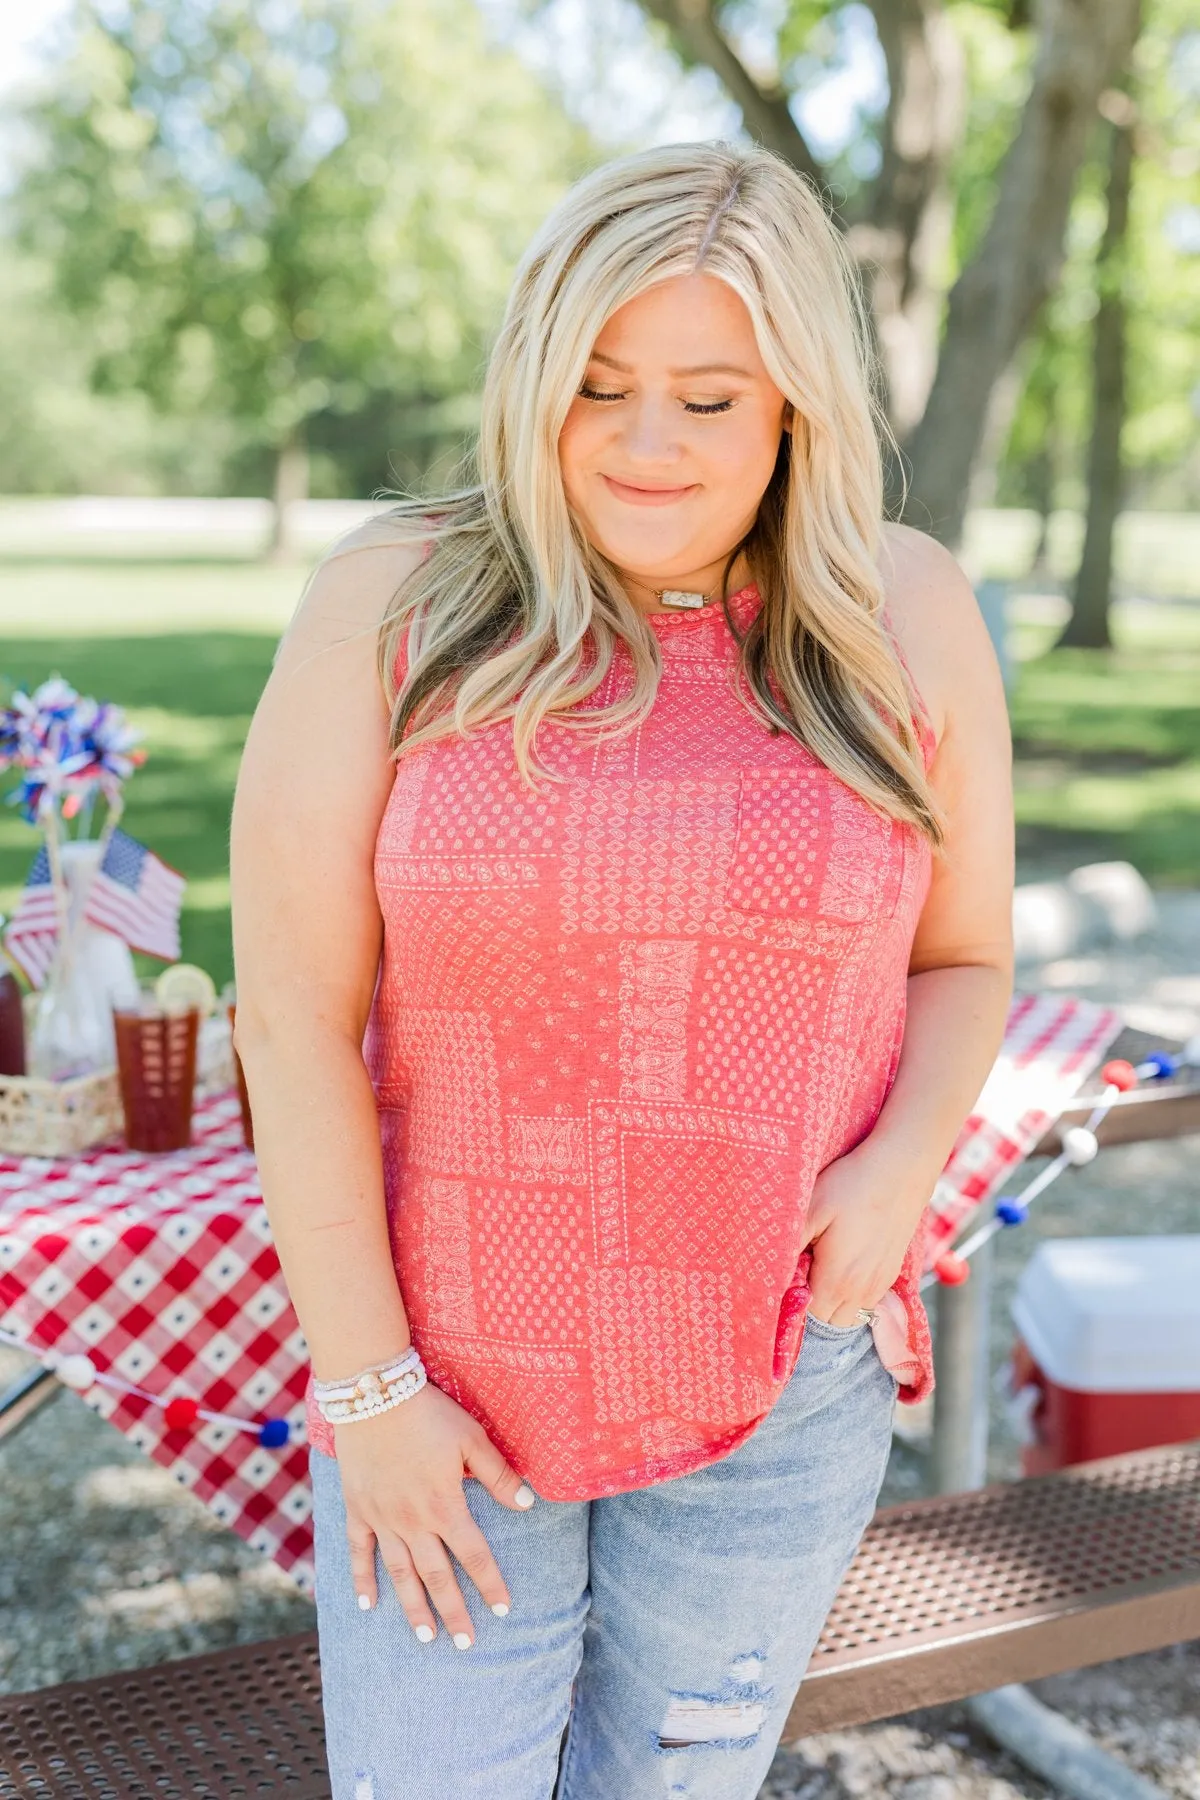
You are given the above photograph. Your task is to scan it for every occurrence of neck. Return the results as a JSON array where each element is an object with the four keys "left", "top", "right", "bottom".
[{"left": 618, "top": 549, "right": 753, "bottom": 617}]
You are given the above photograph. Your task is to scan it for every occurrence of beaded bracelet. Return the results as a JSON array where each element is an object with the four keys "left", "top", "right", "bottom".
[{"left": 313, "top": 1346, "right": 427, "bottom": 1424}]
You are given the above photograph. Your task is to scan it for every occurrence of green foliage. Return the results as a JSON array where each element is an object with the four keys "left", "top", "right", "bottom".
[
  {"left": 945, "top": 5, "right": 1032, "bottom": 276},
  {"left": 1000, "top": 0, "right": 1200, "bottom": 512},
  {"left": 12, "top": 0, "right": 592, "bottom": 469},
  {"left": 0, "top": 249, "right": 242, "bottom": 495}
]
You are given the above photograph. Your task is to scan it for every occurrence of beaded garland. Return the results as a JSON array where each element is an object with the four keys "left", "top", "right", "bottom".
[
  {"left": 3, "top": 1043, "right": 1189, "bottom": 1458},
  {"left": 923, "top": 1048, "right": 1193, "bottom": 1291},
  {"left": 0, "top": 1321, "right": 294, "bottom": 1447}
]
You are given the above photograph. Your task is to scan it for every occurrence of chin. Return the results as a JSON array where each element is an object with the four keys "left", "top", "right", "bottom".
[{"left": 587, "top": 519, "right": 707, "bottom": 580}]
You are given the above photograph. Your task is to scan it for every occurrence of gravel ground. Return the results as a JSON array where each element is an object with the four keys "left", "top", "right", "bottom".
[{"left": 1, "top": 880, "right": 1197, "bottom": 1796}]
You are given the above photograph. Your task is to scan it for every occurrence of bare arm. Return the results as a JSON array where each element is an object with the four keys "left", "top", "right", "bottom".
[
  {"left": 230, "top": 535, "right": 532, "bottom": 1646},
  {"left": 805, "top": 524, "right": 1014, "bottom": 1324},
  {"left": 230, "top": 539, "right": 413, "bottom": 1382}
]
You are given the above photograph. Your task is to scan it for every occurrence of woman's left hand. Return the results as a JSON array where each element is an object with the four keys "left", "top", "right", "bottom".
[{"left": 803, "top": 1143, "right": 930, "bottom": 1327}]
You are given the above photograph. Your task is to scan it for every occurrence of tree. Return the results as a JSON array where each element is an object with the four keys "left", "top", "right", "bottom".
[
  {"left": 1057, "top": 85, "right": 1138, "bottom": 648},
  {"left": 994, "top": 0, "right": 1199, "bottom": 592},
  {"left": 628, "top": 0, "right": 1141, "bottom": 544},
  {"left": 12, "top": 0, "right": 591, "bottom": 551}
]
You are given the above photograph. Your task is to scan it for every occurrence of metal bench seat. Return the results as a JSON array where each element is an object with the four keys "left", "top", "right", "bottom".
[
  {"left": 2, "top": 1441, "right": 1198, "bottom": 1798},
  {"left": 784, "top": 1436, "right": 1200, "bottom": 1740}
]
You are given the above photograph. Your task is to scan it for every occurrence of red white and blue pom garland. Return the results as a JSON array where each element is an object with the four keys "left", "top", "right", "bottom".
[
  {"left": 921, "top": 1042, "right": 1197, "bottom": 1291},
  {"left": 0, "top": 1321, "right": 294, "bottom": 1448},
  {"left": 4, "top": 1043, "right": 1194, "bottom": 1435}
]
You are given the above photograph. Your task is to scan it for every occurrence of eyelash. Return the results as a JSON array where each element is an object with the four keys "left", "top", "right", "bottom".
[{"left": 577, "top": 384, "right": 734, "bottom": 416}]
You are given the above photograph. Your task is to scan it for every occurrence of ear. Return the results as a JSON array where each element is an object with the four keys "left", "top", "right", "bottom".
[{"left": 782, "top": 402, "right": 795, "bottom": 434}]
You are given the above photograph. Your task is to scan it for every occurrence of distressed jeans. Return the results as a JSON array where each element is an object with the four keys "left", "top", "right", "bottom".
[{"left": 309, "top": 1313, "right": 897, "bottom": 1799}]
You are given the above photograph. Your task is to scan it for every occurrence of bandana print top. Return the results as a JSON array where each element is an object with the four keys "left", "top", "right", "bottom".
[{"left": 306, "top": 582, "right": 937, "bottom": 1496}]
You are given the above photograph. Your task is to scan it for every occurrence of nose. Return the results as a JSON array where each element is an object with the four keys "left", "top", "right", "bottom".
[{"left": 617, "top": 394, "right": 685, "bottom": 468}]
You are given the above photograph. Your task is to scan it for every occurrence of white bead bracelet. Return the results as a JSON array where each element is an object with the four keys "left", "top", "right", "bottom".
[{"left": 313, "top": 1346, "right": 427, "bottom": 1424}]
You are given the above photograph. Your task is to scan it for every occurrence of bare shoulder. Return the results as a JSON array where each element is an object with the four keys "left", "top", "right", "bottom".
[
  {"left": 877, "top": 521, "right": 1002, "bottom": 746},
  {"left": 277, "top": 519, "right": 426, "bottom": 665}
]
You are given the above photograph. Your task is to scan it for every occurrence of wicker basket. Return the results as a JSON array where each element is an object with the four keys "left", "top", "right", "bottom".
[{"left": 0, "top": 1066, "right": 123, "bottom": 1157}]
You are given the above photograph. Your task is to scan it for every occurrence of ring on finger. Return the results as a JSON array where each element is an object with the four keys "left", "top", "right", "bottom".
[{"left": 854, "top": 1306, "right": 878, "bottom": 1325}]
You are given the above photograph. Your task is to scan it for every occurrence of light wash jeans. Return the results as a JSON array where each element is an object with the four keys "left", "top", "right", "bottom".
[{"left": 309, "top": 1313, "right": 897, "bottom": 1800}]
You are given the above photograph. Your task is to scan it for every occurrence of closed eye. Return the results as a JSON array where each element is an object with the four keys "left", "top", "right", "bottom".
[{"left": 577, "top": 384, "right": 735, "bottom": 416}]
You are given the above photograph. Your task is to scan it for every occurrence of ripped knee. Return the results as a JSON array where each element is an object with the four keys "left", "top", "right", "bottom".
[
  {"left": 352, "top": 1774, "right": 374, "bottom": 1799},
  {"left": 654, "top": 1652, "right": 772, "bottom": 1752}
]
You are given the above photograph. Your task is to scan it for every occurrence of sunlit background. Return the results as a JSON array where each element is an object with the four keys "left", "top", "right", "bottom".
[{"left": 2, "top": 7, "right": 1200, "bottom": 1771}]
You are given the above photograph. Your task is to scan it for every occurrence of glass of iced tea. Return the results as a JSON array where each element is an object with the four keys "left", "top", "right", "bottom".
[{"left": 112, "top": 987, "right": 200, "bottom": 1153}]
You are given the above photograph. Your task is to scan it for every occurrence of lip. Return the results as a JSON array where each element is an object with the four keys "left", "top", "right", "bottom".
[{"left": 600, "top": 474, "right": 698, "bottom": 507}]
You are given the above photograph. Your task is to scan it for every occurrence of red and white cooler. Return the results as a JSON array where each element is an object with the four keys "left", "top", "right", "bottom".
[{"left": 1009, "top": 1236, "right": 1200, "bottom": 1475}]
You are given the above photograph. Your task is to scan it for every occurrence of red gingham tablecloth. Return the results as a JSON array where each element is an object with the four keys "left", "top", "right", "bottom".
[
  {"left": 925, "top": 991, "right": 1122, "bottom": 1256},
  {"left": 0, "top": 1090, "right": 318, "bottom": 1593},
  {"left": 0, "top": 993, "right": 1121, "bottom": 1596}
]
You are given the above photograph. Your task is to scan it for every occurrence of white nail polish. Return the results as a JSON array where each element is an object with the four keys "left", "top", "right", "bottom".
[
  {"left": 491, "top": 1602, "right": 510, "bottom": 1617},
  {"left": 514, "top": 1484, "right": 535, "bottom": 1508},
  {"left": 414, "top": 1624, "right": 435, "bottom": 1643},
  {"left": 357, "top": 1593, "right": 372, "bottom": 1611},
  {"left": 453, "top": 1632, "right": 473, "bottom": 1650}
]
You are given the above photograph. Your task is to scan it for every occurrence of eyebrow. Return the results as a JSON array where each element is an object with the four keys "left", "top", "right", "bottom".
[{"left": 589, "top": 351, "right": 755, "bottom": 380}]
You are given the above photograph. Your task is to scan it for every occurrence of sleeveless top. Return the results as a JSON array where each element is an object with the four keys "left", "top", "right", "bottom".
[{"left": 304, "top": 582, "right": 937, "bottom": 1496}]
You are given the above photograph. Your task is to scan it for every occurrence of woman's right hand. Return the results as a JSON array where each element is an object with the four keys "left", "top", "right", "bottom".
[{"left": 333, "top": 1381, "right": 536, "bottom": 1647}]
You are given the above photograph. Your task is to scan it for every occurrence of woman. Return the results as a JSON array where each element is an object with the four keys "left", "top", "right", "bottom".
[{"left": 230, "top": 142, "right": 1013, "bottom": 1800}]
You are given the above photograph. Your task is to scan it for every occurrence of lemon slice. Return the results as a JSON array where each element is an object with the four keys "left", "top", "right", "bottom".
[{"left": 155, "top": 963, "right": 217, "bottom": 1018}]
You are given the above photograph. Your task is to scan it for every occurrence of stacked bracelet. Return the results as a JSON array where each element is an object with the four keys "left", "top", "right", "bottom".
[{"left": 312, "top": 1346, "right": 427, "bottom": 1424}]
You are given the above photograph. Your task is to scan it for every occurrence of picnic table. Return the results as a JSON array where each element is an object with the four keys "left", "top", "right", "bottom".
[{"left": 1, "top": 995, "right": 1197, "bottom": 1603}]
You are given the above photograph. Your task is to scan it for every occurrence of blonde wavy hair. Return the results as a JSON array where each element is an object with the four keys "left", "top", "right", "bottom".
[{"left": 346, "top": 140, "right": 942, "bottom": 844}]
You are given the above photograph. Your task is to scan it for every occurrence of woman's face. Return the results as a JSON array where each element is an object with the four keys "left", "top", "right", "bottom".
[{"left": 558, "top": 272, "right": 790, "bottom": 594}]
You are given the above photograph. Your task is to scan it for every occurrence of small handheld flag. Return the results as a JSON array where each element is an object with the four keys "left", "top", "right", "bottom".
[
  {"left": 4, "top": 845, "right": 60, "bottom": 986},
  {"left": 82, "top": 828, "right": 185, "bottom": 962}
]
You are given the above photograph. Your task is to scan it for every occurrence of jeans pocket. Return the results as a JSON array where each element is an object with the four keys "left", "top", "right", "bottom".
[{"left": 803, "top": 1311, "right": 872, "bottom": 1340}]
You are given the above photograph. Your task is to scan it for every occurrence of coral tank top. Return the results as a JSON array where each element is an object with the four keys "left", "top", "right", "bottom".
[{"left": 305, "top": 582, "right": 937, "bottom": 1496}]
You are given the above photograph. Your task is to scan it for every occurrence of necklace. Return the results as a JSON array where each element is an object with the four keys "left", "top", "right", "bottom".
[{"left": 654, "top": 586, "right": 718, "bottom": 611}]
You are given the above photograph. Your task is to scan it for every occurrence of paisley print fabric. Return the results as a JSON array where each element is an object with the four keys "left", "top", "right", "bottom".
[{"left": 305, "top": 583, "right": 937, "bottom": 1496}]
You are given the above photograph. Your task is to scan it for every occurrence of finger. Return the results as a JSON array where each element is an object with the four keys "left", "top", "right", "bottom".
[
  {"left": 410, "top": 1532, "right": 477, "bottom": 1648},
  {"left": 442, "top": 1510, "right": 512, "bottom": 1617},
  {"left": 376, "top": 1529, "right": 439, "bottom": 1643},
  {"left": 805, "top": 1287, "right": 845, "bottom": 1324},
  {"left": 464, "top": 1433, "right": 536, "bottom": 1513},
  {"left": 345, "top": 1515, "right": 379, "bottom": 1612},
  {"left": 811, "top": 1297, "right": 874, "bottom": 1327}
]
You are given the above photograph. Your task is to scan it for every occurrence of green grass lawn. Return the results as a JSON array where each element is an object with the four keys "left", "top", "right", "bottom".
[
  {"left": 1009, "top": 602, "right": 1200, "bottom": 882},
  {"left": 1, "top": 559, "right": 1197, "bottom": 996}
]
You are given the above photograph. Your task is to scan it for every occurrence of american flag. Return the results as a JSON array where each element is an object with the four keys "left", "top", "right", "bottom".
[
  {"left": 3, "top": 845, "right": 61, "bottom": 986},
  {"left": 83, "top": 828, "right": 185, "bottom": 962}
]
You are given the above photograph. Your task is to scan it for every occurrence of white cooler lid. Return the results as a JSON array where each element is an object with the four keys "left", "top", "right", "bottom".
[{"left": 1011, "top": 1236, "right": 1200, "bottom": 1393}]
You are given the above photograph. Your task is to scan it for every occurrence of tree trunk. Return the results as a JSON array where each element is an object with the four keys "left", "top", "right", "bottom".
[
  {"left": 1025, "top": 330, "right": 1065, "bottom": 578},
  {"left": 267, "top": 425, "right": 310, "bottom": 562},
  {"left": 1057, "top": 100, "right": 1136, "bottom": 649},
  {"left": 901, "top": 0, "right": 1141, "bottom": 547},
  {"left": 634, "top": 0, "right": 823, "bottom": 184},
  {"left": 854, "top": 0, "right": 966, "bottom": 447}
]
